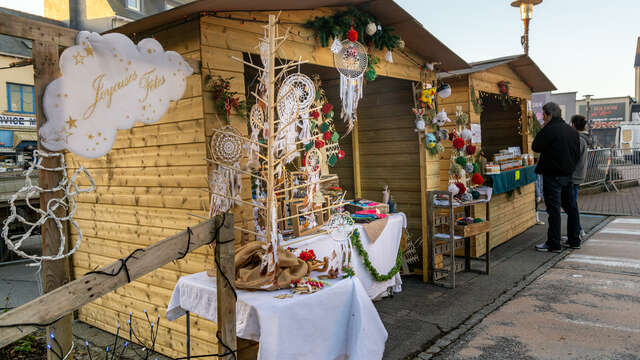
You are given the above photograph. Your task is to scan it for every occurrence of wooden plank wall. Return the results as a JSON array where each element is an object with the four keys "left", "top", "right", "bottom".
[{"left": 65, "top": 20, "right": 221, "bottom": 359}]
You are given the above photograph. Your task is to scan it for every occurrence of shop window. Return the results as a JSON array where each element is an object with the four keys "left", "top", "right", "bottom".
[
  {"left": 6, "top": 83, "right": 35, "bottom": 114},
  {"left": 126, "top": 0, "right": 141, "bottom": 11}
]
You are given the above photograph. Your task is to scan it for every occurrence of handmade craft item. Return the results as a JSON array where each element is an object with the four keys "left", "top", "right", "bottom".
[
  {"left": 434, "top": 109, "right": 451, "bottom": 127},
  {"left": 412, "top": 107, "right": 426, "bottom": 132},
  {"left": 437, "top": 83, "right": 451, "bottom": 98},
  {"left": 334, "top": 38, "right": 368, "bottom": 135},
  {"left": 209, "top": 125, "right": 244, "bottom": 216},
  {"left": 327, "top": 212, "right": 355, "bottom": 242}
]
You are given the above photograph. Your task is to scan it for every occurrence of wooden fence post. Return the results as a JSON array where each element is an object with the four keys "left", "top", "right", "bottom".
[
  {"left": 32, "top": 40, "right": 74, "bottom": 360},
  {"left": 216, "top": 213, "right": 236, "bottom": 359}
]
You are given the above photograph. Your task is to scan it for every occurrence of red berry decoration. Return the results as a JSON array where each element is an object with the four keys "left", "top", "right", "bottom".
[
  {"left": 323, "top": 131, "right": 332, "bottom": 141},
  {"left": 453, "top": 137, "right": 465, "bottom": 150},
  {"left": 311, "top": 110, "right": 320, "bottom": 119},
  {"left": 455, "top": 182, "right": 467, "bottom": 195},
  {"left": 337, "top": 149, "right": 345, "bottom": 159},
  {"left": 321, "top": 103, "right": 333, "bottom": 115},
  {"left": 472, "top": 173, "right": 484, "bottom": 185},
  {"left": 315, "top": 139, "right": 325, "bottom": 149},
  {"left": 466, "top": 144, "right": 477, "bottom": 155},
  {"left": 347, "top": 27, "right": 358, "bottom": 42}
]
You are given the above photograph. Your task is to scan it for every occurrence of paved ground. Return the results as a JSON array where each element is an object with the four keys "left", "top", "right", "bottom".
[
  {"left": 377, "top": 213, "right": 607, "bottom": 360},
  {"left": 433, "top": 217, "right": 640, "bottom": 360},
  {"left": 578, "top": 185, "right": 640, "bottom": 216}
]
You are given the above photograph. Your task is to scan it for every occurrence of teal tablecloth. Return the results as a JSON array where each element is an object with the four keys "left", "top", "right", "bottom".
[{"left": 487, "top": 165, "right": 537, "bottom": 195}]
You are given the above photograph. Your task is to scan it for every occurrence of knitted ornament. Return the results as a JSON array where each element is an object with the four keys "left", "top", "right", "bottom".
[
  {"left": 457, "top": 168, "right": 466, "bottom": 178},
  {"left": 397, "top": 39, "right": 405, "bottom": 49},
  {"left": 323, "top": 131, "right": 332, "bottom": 141},
  {"left": 315, "top": 139, "right": 325, "bottom": 149},
  {"left": 461, "top": 193, "right": 473, "bottom": 202},
  {"left": 331, "top": 132, "right": 339, "bottom": 143},
  {"left": 426, "top": 133, "right": 437, "bottom": 148},
  {"left": 321, "top": 103, "right": 333, "bottom": 115},
  {"left": 328, "top": 154, "right": 337, "bottom": 166},
  {"left": 466, "top": 144, "right": 477, "bottom": 156},
  {"left": 455, "top": 156, "right": 468, "bottom": 167},
  {"left": 435, "top": 143, "right": 445, "bottom": 153},
  {"left": 311, "top": 110, "right": 320, "bottom": 120},
  {"left": 472, "top": 173, "right": 484, "bottom": 185},
  {"left": 473, "top": 218, "right": 484, "bottom": 223},
  {"left": 455, "top": 182, "right": 467, "bottom": 195},
  {"left": 464, "top": 163, "right": 474, "bottom": 173},
  {"left": 472, "top": 162, "right": 479, "bottom": 173},
  {"left": 304, "top": 142, "right": 314, "bottom": 152},
  {"left": 337, "top": 149, "right": 345, "bottom": 159},
  {"left": 460, "top": 129, "right": 472, "bottom": 141},
  {"left": 366, "top": 22, "right": 377, "bottom": 36},
  {"left": 320, "top": 122, "right": 330, "bottom": 133},
  {"left": 448, "top": 183, "right": 459, "bottom": 196},
  {"left": 365, "top": 68, "right": 377, "bottom": 81},
  {"left": 453, "top": 137, "right": 465, "bottom": 150},
  {"left": 347, "top": 27, "right": 358, "bottom": 42},
  {"left": 471, "top": 190, "right": 480, "bottom": 200}
]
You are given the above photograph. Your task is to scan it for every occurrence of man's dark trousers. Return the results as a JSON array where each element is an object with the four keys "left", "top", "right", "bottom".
[{"left": 543, "top": 175, "right": 580, "bottom": 250}]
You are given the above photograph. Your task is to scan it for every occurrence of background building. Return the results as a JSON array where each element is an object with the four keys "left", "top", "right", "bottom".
[
  {"left": 576, "top": 96, "right": 636, "bottom": 148},
  {"left": 531, "top": 91, "right": 577, "bottom": 124}
]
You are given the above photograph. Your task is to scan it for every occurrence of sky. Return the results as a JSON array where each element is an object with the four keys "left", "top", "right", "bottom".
[
  {"left": 1, "top": 0, "right": 637, "bottom": 99},
  {"left": 396, "top": 0, "right": 639, "bottom": 99}
]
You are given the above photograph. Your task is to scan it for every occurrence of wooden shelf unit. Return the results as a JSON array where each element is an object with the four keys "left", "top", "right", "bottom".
[{"left": 426, "top": 191, "right": 491, "bottom": 288}]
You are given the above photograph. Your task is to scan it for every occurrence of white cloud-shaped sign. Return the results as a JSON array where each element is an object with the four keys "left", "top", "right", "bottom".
[{"left": 40, "top": 31, "right": 193, "bottom": 158}]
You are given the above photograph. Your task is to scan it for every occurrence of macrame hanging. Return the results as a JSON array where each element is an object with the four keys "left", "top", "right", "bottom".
[
  {"left": 334, "top": 38, "right": 368, "bottom": 135},
  {"left": 276, "top": 73, "right": 315, "bottom": 167},
  {"left": 209, "top": 125, "right": 244, "bottom": 216}
]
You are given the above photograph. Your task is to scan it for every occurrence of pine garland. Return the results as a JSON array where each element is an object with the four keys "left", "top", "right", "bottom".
[
  {"left": 350, "top": 229, "right": 403, "bottom": 282},
  {"left": 303, "top": 7, "right": 401, "bottom": 51}
]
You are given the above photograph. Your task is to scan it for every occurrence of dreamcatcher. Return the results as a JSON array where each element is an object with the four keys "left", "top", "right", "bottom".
[
  {"left": 327, "top": 211, "right": 355, "bottom": 277},
  {"left": 247, "top": 103, "right": 264, "bottom": 169},
  {"left": 209, "top": 125, "right": 244, "bottom": 216},
  {"left": 276, "top": 73, "right": 315, "bottom": 166},
  {"left": 302, "top": 148, "right": 323, "bottom": 218},
  {"left": 334, "top": 38, "right": 368, "bottom": 135},
  {"left": 1, "top": 150, "right": 95, "bottom": 263}
]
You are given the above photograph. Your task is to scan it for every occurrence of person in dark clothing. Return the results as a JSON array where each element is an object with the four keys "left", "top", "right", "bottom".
[{"left": 532, "top": 102, "right": 581, "bottom": 252}]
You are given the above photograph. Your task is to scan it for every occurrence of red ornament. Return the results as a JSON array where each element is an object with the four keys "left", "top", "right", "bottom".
[
  {"left": 337, "top": 149, "right": 345, "bottom": 159},
  {"left": 315, "top": 139, "right": 325, "bottom": 149},
  {"left": 323, "top": 131, "right": 332, "bottom": 141},
  {"left": 472, "top": 173, "right": 484, "bottom": 185},
  {"left": 466, "top": 144, "right": 477, "bottom": 155},
  {"left": 347, "top": 27, "right": 358, "bottom": 42},
  {"left": 311, "top": 110, "right": 320, "bottom": 119},
  {"left": 321, "top": 103, "right": 333, "bottom": 115},
  {"left": 453, "top": 137, "right": 465, "bottom": 150},
  {"left": 455, "top": 182, "right": 467, "bottom": 195}
]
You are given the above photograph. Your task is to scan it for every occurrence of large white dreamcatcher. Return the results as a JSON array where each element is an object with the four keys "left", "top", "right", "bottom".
[
  {"left": 209, "top": 125, "right": 244, "bottom": 216},
  {"left": 276, "top": 73, "right": 315, "bottom": 167},
  {"left": 334, "top": 39, "right": 368, "bottom": 135},
  {"left": 1, "top": 150, "right": 95, "bottom": 262}
]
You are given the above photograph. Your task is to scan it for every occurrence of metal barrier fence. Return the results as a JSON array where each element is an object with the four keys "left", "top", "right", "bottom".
[{"left": 583, "top": 148, "right": 640, "bottom": 191}]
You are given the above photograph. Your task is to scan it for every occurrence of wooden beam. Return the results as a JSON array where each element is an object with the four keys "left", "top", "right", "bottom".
[
  {"left": 351, "top": 121, "right": 362, "bottom": 198},
  {"left": 216, "top": 219, "right": 236, "bottom": 359},
  {"left": 0, "top": 214, "right": 234, "bottom": 348},
  {"left": 0, "top": 12, "right": 77, "bottom": 46},
  {"left": 31, "top": 40, "right": 74, "bottom": 360}
]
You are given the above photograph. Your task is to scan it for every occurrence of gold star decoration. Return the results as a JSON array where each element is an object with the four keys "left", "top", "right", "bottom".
[
  {"left": 88, "top": 134, "right": 94, "bottom": 140},
  {"left": 66, "top": 116, "right": 78, "bottom": 129},
  {"left": 84, "top": 46, "right": 94, "bottom": 56},
  {"left": 73, "top": 52, "right": 84, "bottom": 65}
]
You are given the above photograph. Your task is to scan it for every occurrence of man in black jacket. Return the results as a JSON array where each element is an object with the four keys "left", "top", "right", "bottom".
[{"left": 532, "top": 102, "right": 581, "bottom": 252}]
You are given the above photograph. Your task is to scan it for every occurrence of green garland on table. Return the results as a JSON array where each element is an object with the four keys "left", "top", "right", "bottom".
[{"left": 350, "top": 229, "right": 403, "bottom": 282}]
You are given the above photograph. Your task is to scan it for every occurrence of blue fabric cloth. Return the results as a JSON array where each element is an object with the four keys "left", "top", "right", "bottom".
[{"left": 488, "top": 165, "right": 537, "bottom": 195}]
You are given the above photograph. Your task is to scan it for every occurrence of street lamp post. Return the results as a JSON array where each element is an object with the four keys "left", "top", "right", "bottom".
[
  {"left": 583, "top": 94, "right": 594, "bottom": 144},
  {"left": 511, "top": 0, "right": 542, "bottom": 55}
]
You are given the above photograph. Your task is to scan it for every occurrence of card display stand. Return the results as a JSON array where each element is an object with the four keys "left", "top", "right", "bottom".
[{"left": 426, "top": 191, "right": 491, "bottom": 288}]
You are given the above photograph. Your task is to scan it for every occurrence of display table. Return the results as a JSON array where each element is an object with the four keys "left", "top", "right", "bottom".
[
  {"left": 281, "top": 212, "right": 406, "bottom": 299},
  {"left": 487, "top": 165, "right": 537, "bottom": 195},
  {"left": 166, "top": 273, "right": 387, "bottom": 360}
]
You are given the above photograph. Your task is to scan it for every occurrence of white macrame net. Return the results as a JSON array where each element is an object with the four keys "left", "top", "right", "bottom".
[
  {"left": 334, "top": 40, "right": 367, "bottom": 136},
  {"left": 1, "top": 150, "right": 95, "bottom": 262}
]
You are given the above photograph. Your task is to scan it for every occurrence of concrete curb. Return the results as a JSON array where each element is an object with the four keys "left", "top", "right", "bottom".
[{"left": 412, "top": 216, "right": 614, "bottom": 360}]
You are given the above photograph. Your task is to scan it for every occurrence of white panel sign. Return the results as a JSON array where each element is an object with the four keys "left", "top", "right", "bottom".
[
  {"left": 40, "top": 31, "right": 193, "bottom": 158},
  {"left": 470, "top": 123, "right": 482, "bottom": 144},
  {"left": 0, "top": 115, "right": 36, "bottom": 128}
]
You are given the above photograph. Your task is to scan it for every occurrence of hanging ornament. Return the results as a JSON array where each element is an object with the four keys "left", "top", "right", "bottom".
[
  {"left": 249, "top": 103, "right": 265, "bottom": 130},
  {"left": 452, "top": 137, "right": 465, "bottom": 150},
  {"left": 412, "top": 107, "right": 426, "bottom": 132},
  {"left": 366, "top": 22, "right": 377, "bottom": 36},
  {"left": 455, "top": 106, "right": 469, "bottom": 126},
  {"left": 321, "top": 102, "right": 333, "bottom": 115},
  {"left": 461, "top": 192, "right": 473, "bottom": 202},
  {"left": 455, "top": 182, "right": 467, "bottom": 195},
  {"left": 419, "top": 85, "right": 436, "bottom": 108},
  {"left": 397, "top": 39, "right": 405, "bottom": 49},
  {"left": 437, "top": 83, "right": 451, "bottom": 98},
  {"left": 331, "top": 132, "right": 339, "bottom": 143},
  {"left": 328, "top": 153, "right": 338, "bottom": 166},
  {"left": 334, "top": 38, "right": 368, "bottom": 136},
  {"left": 365, "top": 68, "right": 377, "bottom": 81},
  {"left": 385, "top": 50, "right": 393, "bottom": 63},
  {"left": 466, "top": 144, "right": 477, "bottom": 156},
  {"left": 436, "top": 128, "right": 449, "bottom": 141},
  {"left": 315, "top": 139, "right": 325, "bottom": 149},
  {"left": 455, "top": 156, "right": 468, "bottom": 167},
  {"left": 434, "top": 109, "right": 451, "bottom": 127},
  {"left": 426, "top": 133, "right": 437, "bottom": 148},
  {"left": 472, "top": 162, "right": 479, "bottom": 173},
  {"left": 464, "top": 163, "right": 474, "bottom": 173},
  {"left": 337, "top": 149, "right": 345, "bottom": 159},
  {"left": 448, "top": 183, "right": 460, "bottom": 196},
  {"left": 331, "top": 36, "right": 343, "bottom": 54},
  {"left": 460, "top": 128, "right": 472, "bottom": 141},
  {"left": 471, "top": 190, "right": 480, "bottom": 200},
  {"left": 347, "top": 27, "right": 358, "bottom": 42},
  {"left": 276, "top": 73, "right": 315, "bottom": 164},
  {"left": 323, "top": 131, "right": 332, "bottom": 141},
  {"left": 209, "top": 125, "right": 244, "bottom": 216}
]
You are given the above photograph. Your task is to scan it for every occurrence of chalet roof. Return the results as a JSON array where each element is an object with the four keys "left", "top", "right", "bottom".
[
  {"left": 438, "top": 54, "right": 556, "bottom": 93},
  {"left": 0, "top": 7, "right": 66, "bottom": 58},
  {"left": 108, "top": 0, "right": 470, "bottom": 71}
]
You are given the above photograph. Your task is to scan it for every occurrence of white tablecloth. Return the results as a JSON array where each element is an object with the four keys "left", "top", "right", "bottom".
[
  {"left": 166, "top": 272, "right": 388, "bottom": 360},
  {"left": 281, "top": 212, "right": 406, "bottom": 299}
]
